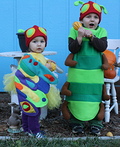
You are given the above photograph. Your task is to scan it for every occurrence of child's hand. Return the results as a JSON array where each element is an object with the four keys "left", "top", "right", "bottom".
[
  {"left": 84, "top": 30, "right": 93, "bottom": 38},
  {"left": 45, "top": 60, "right": 56, "bottom": 71},
  {"left": 77, "top": 27, "right": 85, "bottom": 44},
  {"left": 47, "top": 60, "right": 56, "bottom": 64},
  {"left": 78, "top": 27, "right": 85, "bottom": 37}
]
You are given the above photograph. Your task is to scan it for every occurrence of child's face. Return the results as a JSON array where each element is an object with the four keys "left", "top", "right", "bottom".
[
  {"left": 29, "top": 36, "right": 46, "bottom": 53},
  {"left": 81, "top": 13, "right": 99, "bottom": 30}
]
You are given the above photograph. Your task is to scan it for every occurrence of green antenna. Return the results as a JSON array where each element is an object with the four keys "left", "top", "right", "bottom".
[
  {"left": 100, "top": 5, "right": 108, "bottom": 14},
  {"left": 74, "top": 1, "right": 84, "bottom": 6}
]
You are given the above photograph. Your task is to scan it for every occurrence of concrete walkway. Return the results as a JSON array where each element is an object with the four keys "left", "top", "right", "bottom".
[{"left": 0, "top": 136, "right": 120, "bottom": 140}]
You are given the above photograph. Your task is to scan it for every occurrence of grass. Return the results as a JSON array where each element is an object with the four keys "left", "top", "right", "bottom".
[{"left": 0, "top": 137, "right": 120, "bottom": 147}]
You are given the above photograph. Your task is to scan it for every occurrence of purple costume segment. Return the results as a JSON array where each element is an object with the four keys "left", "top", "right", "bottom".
[{"left": 22, "top": 108, "right": 41, "bottom": 134}]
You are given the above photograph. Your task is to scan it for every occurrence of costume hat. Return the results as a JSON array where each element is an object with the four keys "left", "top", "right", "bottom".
[
  {"left": 25, "top": 25, "right": 47, "bottom": 47},
  {"left": 74, "top": 1, "right": 108, "bottom": 23}
]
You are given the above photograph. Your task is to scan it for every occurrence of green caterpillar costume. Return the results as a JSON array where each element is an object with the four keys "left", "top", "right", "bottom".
[{"left": 66, "top": 26, "right": 107, "bottom": 121}]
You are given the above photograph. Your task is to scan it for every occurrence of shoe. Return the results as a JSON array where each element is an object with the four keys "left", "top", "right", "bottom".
[
  {"left": 35, "top": 132, "right": 46, "bottom": 138},
  {"left": 72, "top": 126, "right": 84, "bottom": 134},
  {"left": 27, "top": 132, "right": 46, "bottom": 138},
  {"left": 89, "top": 126, "right": 101, "bottom": 136}
]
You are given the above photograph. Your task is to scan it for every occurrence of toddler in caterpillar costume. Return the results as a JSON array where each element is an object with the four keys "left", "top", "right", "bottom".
[{"left": 61, "top": 1, "right": 108, "bottom": 136}]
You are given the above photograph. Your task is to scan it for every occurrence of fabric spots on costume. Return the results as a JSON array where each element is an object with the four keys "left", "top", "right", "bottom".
[
  {"left": 39, "top": 27, "right": 47, "bottom": 36},
  {"left": 26, "top": 28, "right": 35, "bottom": 38},
  {"left": 80, "top": 4, "right": 90, "bottom": 13}
]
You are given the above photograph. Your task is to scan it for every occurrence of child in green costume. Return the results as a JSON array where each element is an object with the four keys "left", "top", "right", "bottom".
[{"left": 61, "top": 1, "right": 108, "bottom": 135}]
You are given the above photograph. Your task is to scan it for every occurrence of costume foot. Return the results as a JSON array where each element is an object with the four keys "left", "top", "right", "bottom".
[
  {"left": 102, "top": 64, "right": 109, "bottom": 70},
  {"left": 97, "top": 102, "right": 105, "bottom": 120},
  {"left": 61, "top": 90, "right": 72, "bottom": 96},
  {"left": 62, "top": 101, "right": 70, "bottom": 120},
  {"left": 61, "top": 82, "right": 72, "bottom": 96},
  {"left": 65, "top": 60, "right": 77, "bottom": 66},
  {"left": 103, "top": 94, "right": 110, "bottom": 101}
]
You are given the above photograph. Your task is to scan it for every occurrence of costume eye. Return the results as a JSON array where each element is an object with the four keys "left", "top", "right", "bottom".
[
  {"left": 80, "top": 4, "right": 89, "bottom": 14},
  {"left": 26, "top": 28, "right": 35, "bottom": 38},
  {"left": 93, "top": 3, "right": 101, "bottom": 13}
]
